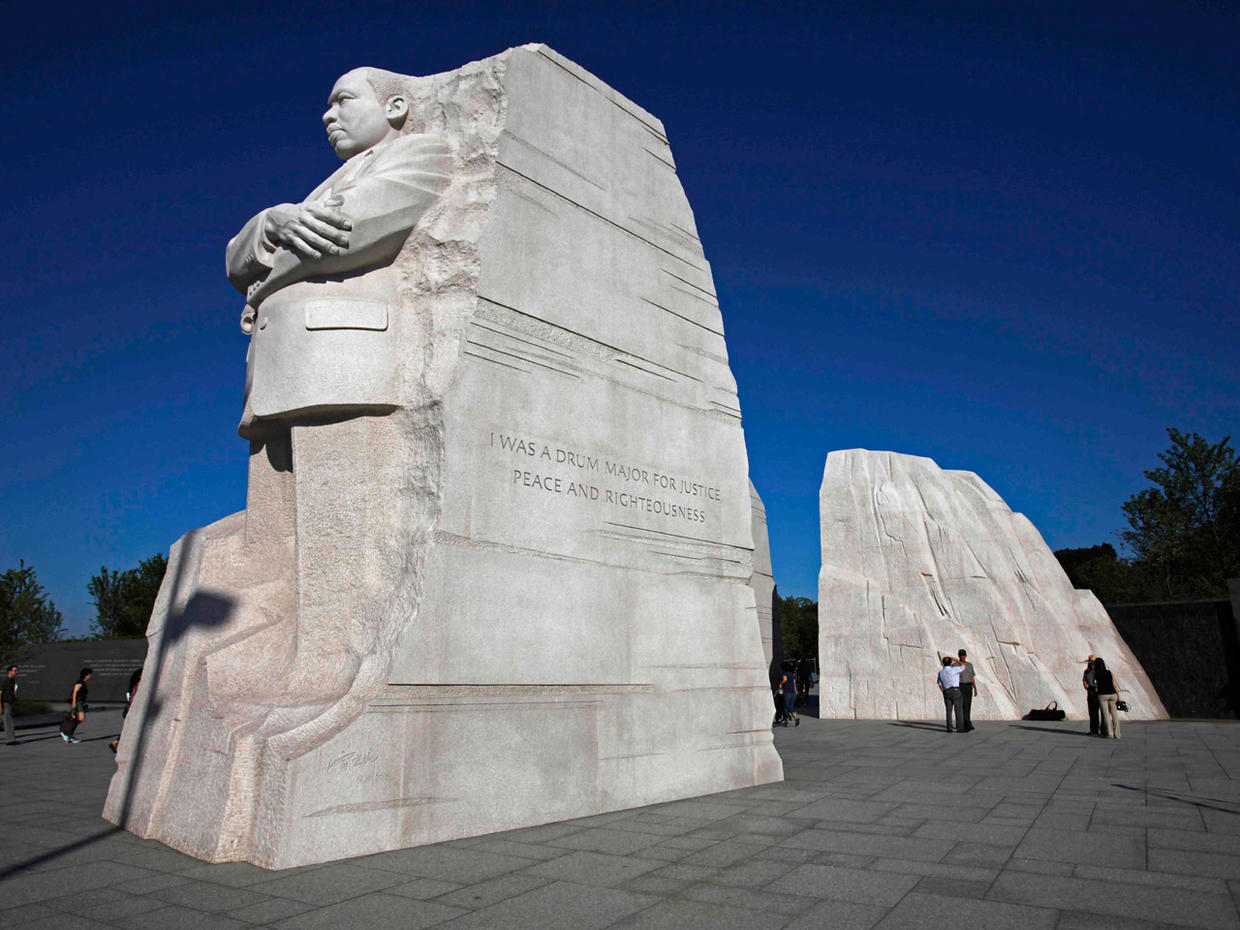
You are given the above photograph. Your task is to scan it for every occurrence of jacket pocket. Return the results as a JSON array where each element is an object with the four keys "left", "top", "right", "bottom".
[{"left": 304, "top": 299, "right": 388, "bottom": 331}]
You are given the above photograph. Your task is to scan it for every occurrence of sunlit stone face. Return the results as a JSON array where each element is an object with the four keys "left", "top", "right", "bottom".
[{"left": 322, "top": 70, "right": 392, "bottom": 160}]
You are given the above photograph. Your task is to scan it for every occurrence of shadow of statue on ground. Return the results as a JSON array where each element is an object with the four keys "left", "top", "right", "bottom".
[{"left": 0, "top": 536, "right": 233, "bottom": 880}]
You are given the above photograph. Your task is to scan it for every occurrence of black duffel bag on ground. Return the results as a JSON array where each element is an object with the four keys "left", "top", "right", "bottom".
[{"left": 1023, "top": 701, "right": 1066, "bottom": 721}]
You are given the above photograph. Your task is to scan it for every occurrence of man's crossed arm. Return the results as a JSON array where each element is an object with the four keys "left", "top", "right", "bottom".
[{"left": 226, "top": 134, "right": 452, "bottom": 329}]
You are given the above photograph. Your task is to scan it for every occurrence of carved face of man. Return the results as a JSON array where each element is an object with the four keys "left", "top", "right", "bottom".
[{"left": 322, "top": 70, "right": 403, "bottom": 160}]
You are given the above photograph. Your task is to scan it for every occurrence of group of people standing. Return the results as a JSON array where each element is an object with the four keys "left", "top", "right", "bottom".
[
  {"left": 1083, "top": 654, "right": 1122, "bottom": 739},
  {"left": 936, "top": 649, "right": 1124, "bottom": 738},
  {"left": 936, "top": 649, "right": 978, "bottom": 733}
]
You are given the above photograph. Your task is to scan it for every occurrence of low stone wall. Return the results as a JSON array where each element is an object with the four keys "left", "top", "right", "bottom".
[
  {"left": 6, "top": 640, "right": 147, "bottom": 703},
  {"left": 1106, "top": 589, "right": 1240, "bottom": 719}
]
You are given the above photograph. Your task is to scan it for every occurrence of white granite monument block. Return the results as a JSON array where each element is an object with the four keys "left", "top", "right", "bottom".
[
  {"left": 749, "top": 481, "right": 778, "bottom": 667},
  {"left": 105, "top": 45, "right": 781, "bottom": 869},
  {"left": 817, "top": 449, "right": 1166, "bottom": 722}
]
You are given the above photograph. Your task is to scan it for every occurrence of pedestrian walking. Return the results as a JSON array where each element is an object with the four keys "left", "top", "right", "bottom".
[
  {"left": 61, "top": 668, "right": 92, "bottom": 744},
  {"left": 769, "top": 660, "right": 787, "bottom": 726},
  {"left": 937, "top": 656, "right": 964, "bottom": 733},
  {"left": 795, "top": 659, "right": 812, "bottom": 708},
  {"left": 2, "top": 665, "right": 18, "bottom": 746},
  {"left": 780, "top": 661, "right": 800, "bottom": 726},
  {"left": 957, "top": 649, "right": 977, "bottom": 732},
  {"left": 1094, "top": 657, "right": 1121, "bottom": 739},
  {"left": 123, "top": 667, "right": 142, "bottom": 719},
  {"left": 1083, "top": 655, "right": 1101, "bottom": 736},
  {"left": 111, "top": 666, "right": 144, "bottom": 754}
]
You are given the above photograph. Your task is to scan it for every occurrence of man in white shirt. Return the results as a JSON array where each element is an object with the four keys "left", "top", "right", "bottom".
[{"left": 937, "top": 656, "right": 964, "bottom": 733}]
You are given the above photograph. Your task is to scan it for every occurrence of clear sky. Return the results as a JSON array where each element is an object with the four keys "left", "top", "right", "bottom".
[{"left": 2, "top": 1, "right": 1237, "bottom": 635}]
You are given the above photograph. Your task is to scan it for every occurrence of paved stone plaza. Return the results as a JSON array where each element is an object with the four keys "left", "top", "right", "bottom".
[{"left": 3, "top": 709, "right": 1239, "bottom": 929}]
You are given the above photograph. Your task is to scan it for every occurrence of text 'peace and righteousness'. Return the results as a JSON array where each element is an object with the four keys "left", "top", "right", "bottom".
[{"left": 490, "top": 432, "right": 721, "bottom": 524}]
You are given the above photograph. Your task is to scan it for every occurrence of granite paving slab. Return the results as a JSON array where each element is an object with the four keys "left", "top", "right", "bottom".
[
  {"left": 270, "top": 893, "right": 466, "bottom": 930},
  {"left": 607, "top": 897, "right": 788, "bottom": 930},
  {"left": 876, "top": 890, "right": 1058, "bottom": 930},
  {"left": 988, "top": 871, "right": 1240, "bottom": 929},
  {"left": 768, "top": 862, "right": 920, "bottom": 906},
  {"left": 3, "top": 713, "right": 1240, "bottom": 928}
]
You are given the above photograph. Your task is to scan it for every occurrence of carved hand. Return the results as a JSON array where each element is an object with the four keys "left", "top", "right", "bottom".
[{"left": 262, "top": 197, "right": 353, "bottom": 260}]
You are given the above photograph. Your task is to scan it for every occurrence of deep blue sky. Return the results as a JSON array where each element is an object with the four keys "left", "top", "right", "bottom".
[{"left": 3, "top": 1, "right": 1237, "bottom": 635}]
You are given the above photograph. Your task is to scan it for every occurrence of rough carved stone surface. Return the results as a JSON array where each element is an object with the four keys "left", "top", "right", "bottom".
[
  {"left": 104, "top": 45, "right": 781, "bottom": 869},
  {"left": 817, "top": 450, "right": 1167, "bottom": 722},
  {"left": 749, "top": 481, "right": 778, "bottom": 668}
]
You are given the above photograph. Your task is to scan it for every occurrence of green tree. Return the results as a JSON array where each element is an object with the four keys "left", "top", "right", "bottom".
[
  {"left": 1120, "top": 429, "right": 1239, "bottom": 600},
  {"left": 0, "top": 560, "right": 66, "bottom": 661},
  {"left": 777, "top": 594, "right": 818, "bottom": 660},
  {"left": 88, "top": 553, "right": 168, "bottom": 639},
  {"left": 1053, "top": 543, "right": 1148, "bottom": 604}
]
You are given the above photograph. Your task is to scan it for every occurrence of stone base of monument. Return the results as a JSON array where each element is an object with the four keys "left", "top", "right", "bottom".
[
  {"left": 105, "top": 514, "right": 779, "bottom": 869},
  {"left": 103, "top": 44, "right": 781, "bottom": 869}
]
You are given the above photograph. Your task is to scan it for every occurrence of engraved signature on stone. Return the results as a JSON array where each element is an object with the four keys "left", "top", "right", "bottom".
[{"left": 326, "top": 749, "right": 380, "bottom": 774}]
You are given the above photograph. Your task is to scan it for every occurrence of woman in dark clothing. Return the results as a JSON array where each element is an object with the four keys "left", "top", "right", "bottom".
[
  {"left": 110, "top": 666, "right": 144, "bottom": 754},
  {"left": 795, "top": 659, "right": 812, "bottom": 708},
  {"left": 769, "top": 660, "right": 786, "bottom": 726},
  {"left": 62, "top": 668, "right": 92, "bottom": 744},
  {"left": 124, "top": 668, "right": 142, "bottom": 717},
  {"left": 780, "top": 661, "right": 800, "bottom": 727},
  {"left": 1093, "top": 657, "right": 1120, "bottom": 739}
]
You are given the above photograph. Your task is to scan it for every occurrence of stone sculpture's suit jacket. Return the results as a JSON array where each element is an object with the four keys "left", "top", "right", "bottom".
[{"left": 226, "top": 133, "right": 452, "bottom": 433}]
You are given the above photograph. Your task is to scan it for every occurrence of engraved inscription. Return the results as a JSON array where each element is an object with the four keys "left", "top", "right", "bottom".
[{"left": 490, "top": 431, "right": 721, "bottom": 524}]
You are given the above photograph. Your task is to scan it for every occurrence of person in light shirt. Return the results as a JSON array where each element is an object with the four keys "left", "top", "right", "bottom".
[{"left": 937, "top": 656, "right": 964, "bottom": 733}]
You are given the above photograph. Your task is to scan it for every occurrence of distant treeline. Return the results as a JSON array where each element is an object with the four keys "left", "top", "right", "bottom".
[
  {"left": 1055, "top": 429, "right": 1239, "bottom": 604},
  {"left": 1, "top": 554, "right": 167, "bottom": 661},
  {"left": 777, "top": 594, "right": 818, "bottom": 660}
]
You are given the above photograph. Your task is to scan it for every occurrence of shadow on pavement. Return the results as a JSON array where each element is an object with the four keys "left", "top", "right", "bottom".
[
  {"left": 890, "top": 721, "right": 950, "bottom": 732},
  {"left": 1010, "top": 724, "right": 1095, "bottom": 737},
  {"left": 0, "top": 536, "right": 233, "bottom": 881},
  {"left": 1114, "top": 783, "right": 1240, "bottom": 815}
]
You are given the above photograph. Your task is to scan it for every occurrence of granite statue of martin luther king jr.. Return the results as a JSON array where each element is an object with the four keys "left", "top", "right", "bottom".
[
  {"left": 227, "top": 67, "right": 452, "bottom": 432},
  {"left": 106, "top": 65, "right": 476, "bottom": 867},
  {"left": 208, "top": 68, "right": 452, "bottom": 720}
]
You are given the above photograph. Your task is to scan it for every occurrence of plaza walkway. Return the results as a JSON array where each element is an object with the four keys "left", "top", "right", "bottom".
[{"left": 2, "top": 710, "right": 1238, "bottom": 929}]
